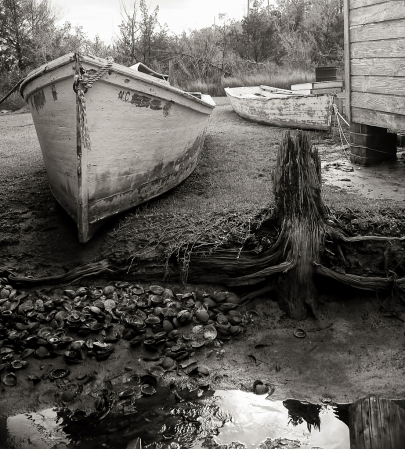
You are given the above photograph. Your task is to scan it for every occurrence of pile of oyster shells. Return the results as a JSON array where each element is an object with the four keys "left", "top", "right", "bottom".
[{"left": 0, "top": 277, "right": 245, "bottom": 387}]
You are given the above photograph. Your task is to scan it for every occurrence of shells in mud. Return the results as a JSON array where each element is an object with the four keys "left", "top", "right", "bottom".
[
  {"left": 35, "top": 346, "right": 50, "bottom": 359},
  {"left": 3, "top": 373, "right": 17, "bottom": 386},
  {"left": 61, "top": 387, "right": 78, "bottom": 403},
  {"left": 103, "top": 285, "right": 115, "bottom": 297},
  {"left": 118, "top": 388, "right": 135, "bottom": 399},
  {"left": 141, "top": 384, "right": 156, "bottom": 396},
  {"left": 161, "top": 356, "right": 175, "bottom": 370},
  {"left": 0, "top": 279, "right": 246, "bottom": 394},
  {"left": 195, "top": 308, "right": 209, "bottom": 323},
  {"left": 130, "top": 334, "right": 144, "bottom": 346},
  {"left": 28, "top": 374, "right": 41, "bottom": 384},
  {"left": 203, "top": 325, "right": 217, "bottom": 341},
  {"left": 148, "top": 365, "right": 165, "bottom": 377},
  {"left": 162, "top": 319, "right": 174, "bottom": 334},
  {"left": 293, "top": 329, "right": 306, "bottom": 338},
  {"left": 149, "top": 285, "right": 165, "bottom": 295},
  {"left": 11, "top": 359, "right": 29, "bottom": 370},
  {"left": 49, "top": 368, "right": 70, "bottom": 380}
]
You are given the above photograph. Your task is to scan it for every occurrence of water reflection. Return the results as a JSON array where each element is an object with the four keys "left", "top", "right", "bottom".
[{"left": 0, "top": 388, "right": 350, "bottom": 449}]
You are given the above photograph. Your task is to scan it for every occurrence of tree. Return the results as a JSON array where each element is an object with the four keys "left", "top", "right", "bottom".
[
  {"left": 114, "top": 0, "right": 169, "bottom": 68},
  {"left": 0, "top": 0, "right": 60, "bottom": 72},
  {"left": 234, "top": 1, "right": 284, "bottom": 64},
  {"left": 275, "top": 0, "right": 344, "bottom": 67},
  {"left": 304, "top": 0, "right": 344, "bottom": 65},
  {"left": 114, "top": 0, "right": 140, "bottom": 66}
]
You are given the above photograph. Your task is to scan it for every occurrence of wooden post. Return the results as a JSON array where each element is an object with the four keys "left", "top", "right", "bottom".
[
  {"left": 343, "top": 0, "right": 351, "bottom": 123},
  {"left": 168, "top": 59, "right": 175, "bottom": 86},
  {"left": 348, "top": 395, "right": 405, "bottom": 449}
]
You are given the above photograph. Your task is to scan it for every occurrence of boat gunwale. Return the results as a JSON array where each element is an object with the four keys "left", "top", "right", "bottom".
[
  {"left": 20, "top": 53, "right": 215, "bottom": 110},
  {"left": 224, "top": 86, "right": 332, "bottom": 101}
]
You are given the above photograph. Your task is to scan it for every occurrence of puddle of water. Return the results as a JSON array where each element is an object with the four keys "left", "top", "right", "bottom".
[
  {"left": 0, "top": 388, "right": 350, "bottom": 449},
  {"left": 322, "top": 152, "right": 405, "bottom": 201},
  {"left": 213, "top": 391, "right": 349, "bottom": 448}
]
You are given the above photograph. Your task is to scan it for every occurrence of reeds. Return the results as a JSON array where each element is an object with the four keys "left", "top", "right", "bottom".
[{"left": 177, "top": 65, "right": 315, "bottom": 96}]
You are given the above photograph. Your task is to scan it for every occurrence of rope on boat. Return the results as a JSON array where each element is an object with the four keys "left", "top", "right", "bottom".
[
  {"left": 0, "top": 78, "right": 25, "bottom": 106},
  {"left": 74, "top": 57, "right": 114, "bottom": 149},
  {"left": 82, "top": 57, "right": 114, "bottom": 90}
]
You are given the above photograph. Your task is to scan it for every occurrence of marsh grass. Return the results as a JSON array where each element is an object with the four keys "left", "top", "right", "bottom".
[{"left": 180, "top": 66, "right": 315, "bottom": 96}]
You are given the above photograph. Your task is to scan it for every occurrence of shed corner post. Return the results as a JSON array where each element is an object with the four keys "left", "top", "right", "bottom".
[{"left": 343, "top": 0, "right": 351, "bottom": 124}]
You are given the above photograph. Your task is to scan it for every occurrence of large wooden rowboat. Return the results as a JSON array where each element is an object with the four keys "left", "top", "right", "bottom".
[
  {"left": 224, "top": 85, "right": 333, "bottom": 131},
  {"left": 20, "top": 53, "right": 215, "bottom": 243}
]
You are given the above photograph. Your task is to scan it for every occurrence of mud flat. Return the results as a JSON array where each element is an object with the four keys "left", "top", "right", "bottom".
[{"left": 1, "top": 98, "right": 405, "bottom": 446}]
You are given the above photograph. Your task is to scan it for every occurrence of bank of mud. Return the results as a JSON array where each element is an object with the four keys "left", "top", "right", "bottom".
[{"left": 1, "top": 98, "right": 405, "bottom": 425}]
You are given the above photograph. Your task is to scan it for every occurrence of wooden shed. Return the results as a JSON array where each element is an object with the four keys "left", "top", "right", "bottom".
[{"left": 344, "top": 0, "right": 405, "bottom": 165}]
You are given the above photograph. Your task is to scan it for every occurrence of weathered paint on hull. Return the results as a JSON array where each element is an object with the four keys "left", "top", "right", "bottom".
[
  {"left": 20, "top": 54, "right": 215, "bottom": 242},
  {"left": 225, "top": 86, "right": 333, "bottom": 131}
]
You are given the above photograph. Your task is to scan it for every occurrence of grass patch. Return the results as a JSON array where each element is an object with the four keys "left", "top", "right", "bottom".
[
  {"left": 221, "top": 68, "right": 315, "bottom": 91},
  {"left": 178, "top": 66, "right": 314, "bottom": 96}
]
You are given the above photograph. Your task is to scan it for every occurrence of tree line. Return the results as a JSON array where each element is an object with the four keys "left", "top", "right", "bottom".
[{"left": 0, "top": 0, "right": 343, "bottom": 92}]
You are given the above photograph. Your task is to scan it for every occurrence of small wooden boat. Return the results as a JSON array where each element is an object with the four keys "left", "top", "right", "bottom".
[
  {"left": 224, "top": 85, "right": 333, "bottom": 131},
  {"left": 20, "top": 53, "right": 215, "bottom": 242}
]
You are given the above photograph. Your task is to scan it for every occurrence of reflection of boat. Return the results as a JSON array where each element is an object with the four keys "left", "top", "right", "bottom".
[
  {"left": 224, "top": 85, "right": 333, "bottom": 131},
  {"left": 20, "top": 53, "right": 215, "bottom": 242}
]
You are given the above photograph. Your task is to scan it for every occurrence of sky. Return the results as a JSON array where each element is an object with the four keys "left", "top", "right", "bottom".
[{"left": 54, "top": 0, "right": 255, "bottom": 45}]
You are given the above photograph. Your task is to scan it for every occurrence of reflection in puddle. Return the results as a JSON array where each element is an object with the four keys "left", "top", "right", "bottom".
[
  {"left": 0, "top": 389, "right": 349, "bottom": 449},
  {"left": 213, "top": 391, "right": 349, "bottom": 448}
]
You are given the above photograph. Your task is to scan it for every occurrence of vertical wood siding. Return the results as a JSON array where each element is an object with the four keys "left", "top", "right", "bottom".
[{"left": 345, "top": 0, "right": 405, "bottom": 130}]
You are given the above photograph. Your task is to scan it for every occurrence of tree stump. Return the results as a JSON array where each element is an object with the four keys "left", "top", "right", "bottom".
[{"left": 272, "top": 130, "right": 328, "bottom": 319}]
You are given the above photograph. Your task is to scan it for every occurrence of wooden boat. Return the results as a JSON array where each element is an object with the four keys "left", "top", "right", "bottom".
[
  {"left": 19, "top": 53, "right": 215, "bottom": 242},
  {"left": 224, "top": 85, "right": 333, "bottom": 131}
]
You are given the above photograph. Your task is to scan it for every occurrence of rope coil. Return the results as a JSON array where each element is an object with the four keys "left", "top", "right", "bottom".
[{"left": 74, "top": 57, "right": 114, "bottom": 149}]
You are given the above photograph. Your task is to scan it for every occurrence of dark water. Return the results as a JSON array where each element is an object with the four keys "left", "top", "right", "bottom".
[{"left": 0, "top": 387, "right": 350, "bottom": 449}]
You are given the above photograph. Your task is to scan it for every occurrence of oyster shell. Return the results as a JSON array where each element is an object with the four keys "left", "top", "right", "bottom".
[{"left": 3, "top": 373, "right": 17, "bottom": 386}]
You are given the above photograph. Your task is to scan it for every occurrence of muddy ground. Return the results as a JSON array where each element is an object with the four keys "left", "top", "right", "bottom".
[{"left": 1, "top": 98, "right": 405, "bottom": 423}]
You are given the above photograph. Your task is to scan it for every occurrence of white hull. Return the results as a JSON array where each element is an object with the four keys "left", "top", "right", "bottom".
[
  {"left": 225, "top": 86, "right": 333, "bottom": 131},
  {"left": 20, "top": 53, "right": 215, "bottom": 242}
]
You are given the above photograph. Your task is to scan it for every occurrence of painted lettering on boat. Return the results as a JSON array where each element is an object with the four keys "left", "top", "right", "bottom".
[
  {"left": 30, "top": 89, "right": 46, "bottom": 112},
  {"left": 117, "top": 90, "right": 169, "bottom": 113},
  {"left": 163, "top": 102, "right": 172, "bottom": 117},
  {"left": 51, "top": 85, "right": 58, "bottom": 101}
]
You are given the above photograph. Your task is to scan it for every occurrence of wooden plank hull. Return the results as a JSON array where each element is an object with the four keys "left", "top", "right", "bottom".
[
  {"left": 224, "top": 86, "right": 333, "bottom": 130},
  {"left": 20, "top": 53, "right": 215, "bottom": 242}
]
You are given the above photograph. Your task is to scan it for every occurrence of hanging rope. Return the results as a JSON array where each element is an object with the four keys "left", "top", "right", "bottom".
[
  {"left": 333, "top": 103, "right": 351, "bottom": 161},
  {"left": 74, "top": 57, "right": 114, "bottom": 149}
]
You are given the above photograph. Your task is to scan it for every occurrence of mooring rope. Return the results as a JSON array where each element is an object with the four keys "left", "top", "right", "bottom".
[
  {"left": 74, "top": 57, "right": 114, "bottom": 149},
  {"left": 333, "top": 104, "right": 351, "bottom": 161}
]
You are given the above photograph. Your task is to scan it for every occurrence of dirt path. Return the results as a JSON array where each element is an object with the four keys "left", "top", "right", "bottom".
[{"left": 1, "top": 99, "right": 405, "bottom": 421}]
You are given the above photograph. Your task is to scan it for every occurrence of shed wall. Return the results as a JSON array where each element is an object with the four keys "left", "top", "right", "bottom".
[{"left": 344, "top": 0, "right": 405, "bottom": 131}]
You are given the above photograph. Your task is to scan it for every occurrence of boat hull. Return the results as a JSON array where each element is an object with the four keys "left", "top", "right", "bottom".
[
  {"left": 225, "top": 86, "right": 333, "bottom": 131},
  {"left": 20, "top": 54, "right": 215, "bottom": 242}
]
